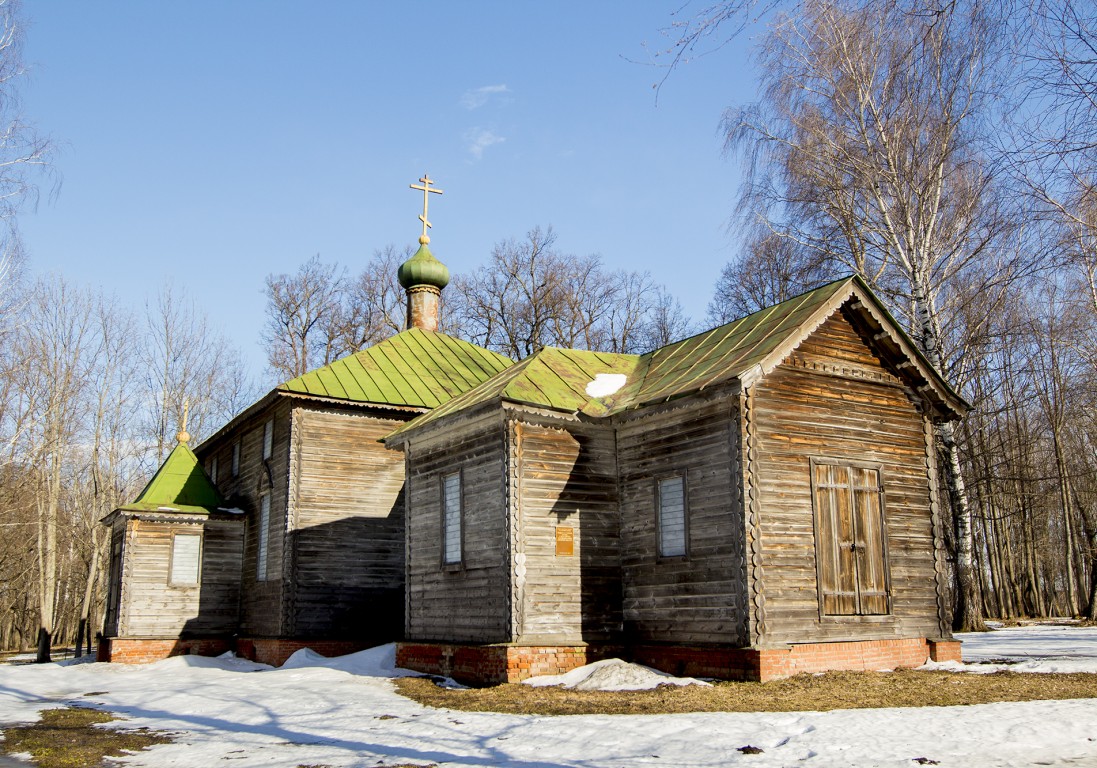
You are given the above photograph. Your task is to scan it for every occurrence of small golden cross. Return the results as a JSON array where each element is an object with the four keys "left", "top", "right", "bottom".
[{"left": 409, "top": 173, "right": 444, "bottom": 244}]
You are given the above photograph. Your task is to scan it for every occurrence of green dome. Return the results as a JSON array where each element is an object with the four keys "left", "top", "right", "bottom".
[{"left": 398, "top": 243, "right": 450, "bottom": 290}]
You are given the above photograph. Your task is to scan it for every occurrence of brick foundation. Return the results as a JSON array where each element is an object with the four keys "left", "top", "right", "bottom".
[
  {"left": 235, "top": 638, "right": 373, "bottom": 667},
  {"left": 399, "top": 637, "right": 962, "bottom": 685},
  {"left": 397, "top": 642, "right": 618, "bottom": 685},
  {"left": 638, "top": 637, "right": 961, "bottom": 682},
  {"left": 97, "top": 637, "right": 232, "bottom": 664}
]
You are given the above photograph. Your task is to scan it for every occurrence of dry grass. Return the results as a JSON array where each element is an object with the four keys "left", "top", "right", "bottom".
[
  {"left": 396, "top": 668, "right": 1097, "bottom": 716},
  {"left": 0, "top": 706, "right": 172, "bottom": 768}
]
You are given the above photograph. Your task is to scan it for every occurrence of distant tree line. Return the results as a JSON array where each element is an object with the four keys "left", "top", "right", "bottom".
[
  {"left": 262, "top": 225, "right": 694, "bottom": 381},
  {"left": 4, "top": 0, "right": 1097, "bottom": 660}
]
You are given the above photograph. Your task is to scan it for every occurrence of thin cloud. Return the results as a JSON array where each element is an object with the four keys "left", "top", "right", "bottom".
[
  {"left": 461, "top": 84, "right": 509, "bottom": 110},
  {"left": 465, "top": 128, "right": 505, "bottom": 160}
]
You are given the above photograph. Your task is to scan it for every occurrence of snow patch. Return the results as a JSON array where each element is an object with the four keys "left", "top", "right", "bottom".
[
  {"left": 585, "top": 373, "right": 627, "bottom": 398},
  {"left": 279, "top": 643, "right": 416, "bottom": 678},
  {"left": 523, "top": 658, "right": 710, "bottom": 691}
]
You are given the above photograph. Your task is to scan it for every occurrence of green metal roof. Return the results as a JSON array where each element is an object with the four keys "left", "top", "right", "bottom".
[
  {"left": 386, "top": 347, "right": 640, "bottom": 440},
  {"left": 278, "top": 328, "right": 513, "bottom": 408},
  {"left": 125, "top": 443, "right": 224, "bottom": 514},
  {"left": 385, "top": 275, "right": 968, "bottom": 442},
  {"left": 619, "top": 277, "right": 855, "bottom": 408}
]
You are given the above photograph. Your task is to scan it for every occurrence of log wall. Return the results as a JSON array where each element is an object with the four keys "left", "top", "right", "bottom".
[
  {"left": 514, "top": 419, "right": 621, "bottom": 644},
  {"left": 616, "top": 396, "right": 749, "bottom": 645},
  {"left": 403, "top": 411, "right": 511, "bottom": 643},
  {"left": 288, "top": 408, "right": 407, "bottom": 641},
  {"left": 750, "top": 308, "right": 942, "bottom": 645},
  {"left": 116, "top": 517, "right": 243, "bottom": 638}
]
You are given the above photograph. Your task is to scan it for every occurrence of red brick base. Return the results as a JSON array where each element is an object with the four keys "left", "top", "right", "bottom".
[
  {"left": 399, "top": 637, "right": 962, "bottom": 685},
  {"left": 397, "top": 642, "right": 619, "bottom": 685},
  {"left": 235, "top": 638, "right": 373, "bottom": 667},
  {"left": 97, "top": 637, "right": 232, "bottom": 664}
]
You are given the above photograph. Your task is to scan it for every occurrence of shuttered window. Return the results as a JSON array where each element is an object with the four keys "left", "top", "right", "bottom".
[
  {"left": 208, "top": 456, "right": 218, "bottom": 484},
  {"left": 657, "top": 475, "right": 688, "bottom": 558},
  {"left": 442, "top": 472, "right": 462, "bottom": 565},
  {"left": 812, "top": 461, "right": 890, "bottom": 616},
  {"left": 170, "top": 533, "right": 201, "bottom": 586},
  {"left": 262, "top": 419, "right": 274, "bottom": 460},
  {"left": 232, "top": 442, "right": 240, "bottom": 477},
  {"left": 257, "top": 494, "right": 270, "bottom": 581}
]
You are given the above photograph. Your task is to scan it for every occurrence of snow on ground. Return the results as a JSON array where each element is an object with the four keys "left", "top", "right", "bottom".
[
  {"left": 0, "top": 631, "right": 1095, "bottom": 767},
  {"left": 523, "top": 658, "right": 710, "bottom": 690}
]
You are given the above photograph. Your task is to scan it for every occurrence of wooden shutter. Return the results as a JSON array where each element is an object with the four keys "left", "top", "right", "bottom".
[
  {"left": 813, "top": 461, "right": 889, "bottom": 616},
  {"left": 852, "top": 467, "right": 889, "bottom": 614}
]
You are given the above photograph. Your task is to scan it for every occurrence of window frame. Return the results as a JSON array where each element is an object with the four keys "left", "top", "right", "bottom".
[
  {"left": 208, "top": 455, "right": 218, "bottom": 484},
  {"left": 231, "top": 441, "right": 241, "bottom": 477},
  {"left": 257, "top": 493, "right": 271, "bottom": 581},
  {"left": 810, "top": 457, "right": 892, "bottom": 619},
  {"left": 262, "top": 419, "right": 274, "bottom": 461},
  {"left": 168, "top": 531, "right": 202, "bottom": 587},
  {"left": 656, "top": 472, "right": 689, "bottom": 560},
  {"left": 440, "top": 470, "right": 463, "bottom": 568}
]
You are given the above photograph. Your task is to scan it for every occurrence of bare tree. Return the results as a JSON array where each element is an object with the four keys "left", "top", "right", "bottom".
[
  {"left": 448, "top": 226, "right": 691, "bottom": 358},
  {"left": 708, "top": 231, "right": 831, "bottom": 323},
  {"left": 145, "top": 284, "right": 253, "bottom": 464},
  {"left": 262, "top": 255, "right": 346, "bottom": 380},
  {"left": 723, "top": 0, "right": 1022, "bottom": 629}
]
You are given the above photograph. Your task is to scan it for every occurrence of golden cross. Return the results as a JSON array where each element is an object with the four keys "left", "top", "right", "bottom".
[{"left": 409, "top": 173, "right": 444, "bottom": 244}]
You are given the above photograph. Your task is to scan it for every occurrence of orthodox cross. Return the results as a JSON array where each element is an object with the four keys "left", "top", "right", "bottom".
[{"left": 409, "top": 174, "right": 443, "bottom": 243}]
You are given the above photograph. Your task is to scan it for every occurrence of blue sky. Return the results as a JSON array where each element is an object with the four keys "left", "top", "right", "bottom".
[{"left": 20, "top": 2, "right": 756, "bottom": 378}]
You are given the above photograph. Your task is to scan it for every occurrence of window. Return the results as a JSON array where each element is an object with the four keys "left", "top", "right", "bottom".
[
  {"left": 811, "top": 461, "right": 890, "bottom": 616},
  {"left": 257, "top": 494, "right": 270, "bottom": 581},
  {"left": 232, "top": 442, "right": 240, "bottom": 477},
  {"left": 442, "top": 472, "right": 462, "bottom": 565},
  {"left": 657, "top": 475, "right": 687, "bottom": 557},
  {"left": 170, "top": 533, "right": 201, "bottom": 586},
  {"left": 262, "top": 419, "right": 274, "bottom": 460},
  {"left": 208, "top": 456, "right": 218, "bottom": 484}
]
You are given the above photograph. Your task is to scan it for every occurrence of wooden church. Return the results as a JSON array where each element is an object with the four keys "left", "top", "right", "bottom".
[
  {"left": 101, "top": 176, "right": 966, "bottom": 680},
  {"left": 99, "top": 176, "right": 513, "bottom": 665}
]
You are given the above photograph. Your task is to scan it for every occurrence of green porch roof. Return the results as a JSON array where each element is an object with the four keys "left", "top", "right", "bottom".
[
  {"left": 278, "top": 327, "right": 514, "bottom": 409},
  {"left": 386, "top": 347, "right": 641, "bottom": 440},
  {"left": 125, "top": 443, "right": 224, "bottom": 515},
  {"left": 385, "top": 276, "right": 968, "bottom": 442}
]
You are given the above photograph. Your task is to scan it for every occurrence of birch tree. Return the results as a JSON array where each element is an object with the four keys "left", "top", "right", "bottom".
[{"left": 724, "top": 0, "right": 1020, "bottom": 629}]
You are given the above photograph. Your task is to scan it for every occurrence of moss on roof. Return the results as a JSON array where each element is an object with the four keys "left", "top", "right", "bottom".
[
  {"left": 385, "top": 276, "right": 967, "bottom": 442},
  {"left": 278, "top": 327, "right": 513, "bottom": 408}
]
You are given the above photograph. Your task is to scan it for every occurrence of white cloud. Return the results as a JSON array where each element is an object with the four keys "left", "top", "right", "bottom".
[
  {"left": 464, "top": 128, "right": 506, "bottom": 160},
  {"left": 461, "top": 84, "right": 509, "bottom": 110}
]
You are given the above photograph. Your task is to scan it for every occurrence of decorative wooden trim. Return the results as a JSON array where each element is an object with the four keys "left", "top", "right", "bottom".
[
  {"left": 507, "top": 418, "right": 525, "bottom": 642},
  {"left": 742, "top": 388, "right": 768, "bottom": 643},
  {"left": 403, "top": 441, "right": 413, "bottom": 639},
  {"left": 923, "top": 414, "right": 954, "bottom": 638},
  {"left": 785, "top": 355, "right": 904, "bottom": 386},
  {"left": 282, "top": 407, "right": 303, "bottom": 636},
  {"left": 729, "top": 399, "right": 750, "bottom": 647}
]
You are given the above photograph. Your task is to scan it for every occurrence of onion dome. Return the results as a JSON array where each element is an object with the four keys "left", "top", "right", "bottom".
[{"left": 398, "top": 241, "right": 450, "bottom": 290}]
